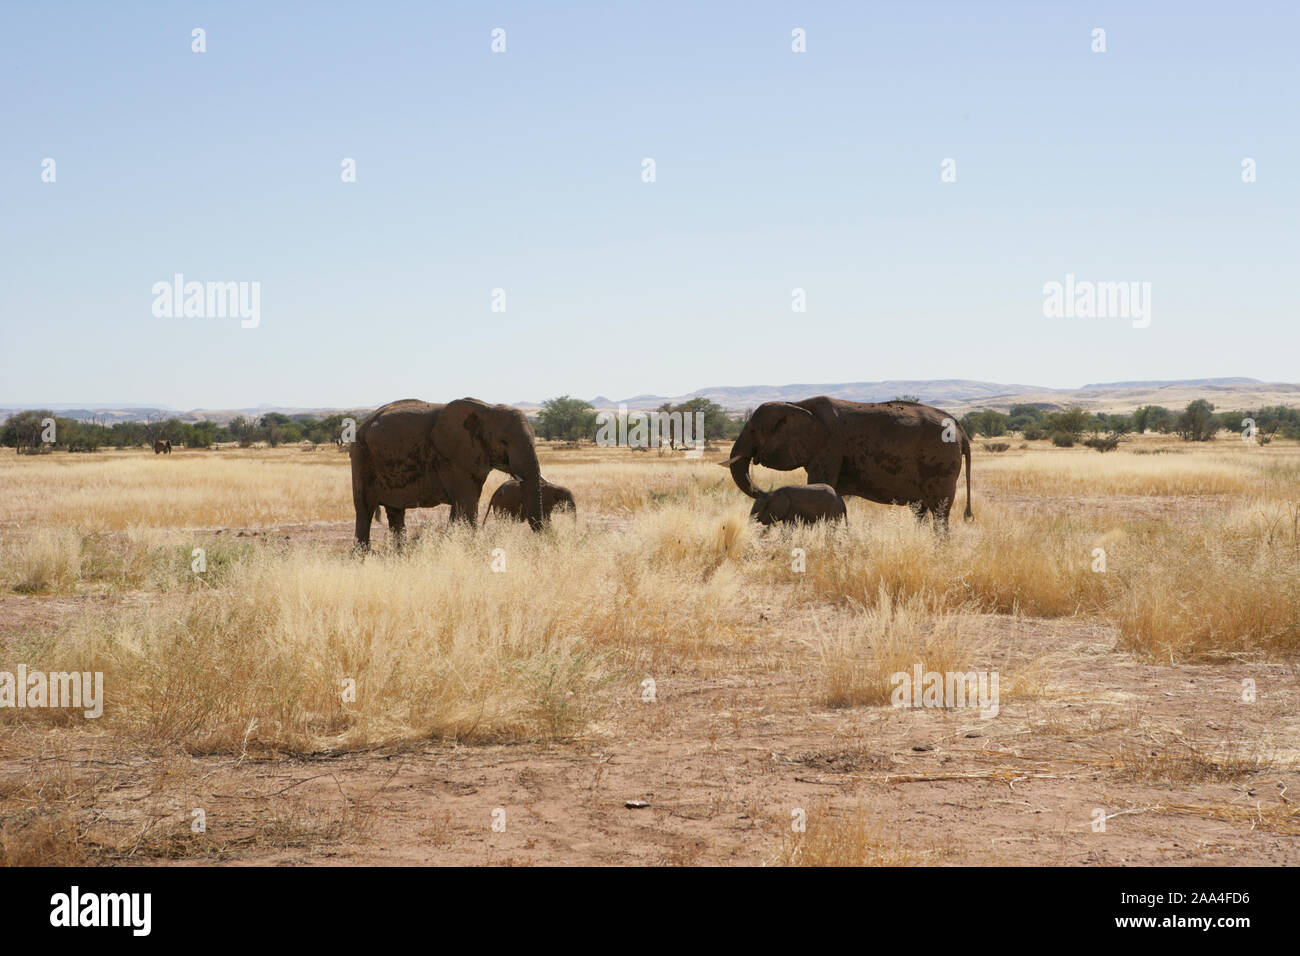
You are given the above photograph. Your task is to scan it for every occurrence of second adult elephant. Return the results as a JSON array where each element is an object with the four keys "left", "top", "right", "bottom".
[
  {"left": 722, "top": 396, "right": 972, "bottom": 529},
  {"left": 350, "top": 398, "right": 545, "bottom": 549},
  {"left": 485, "top": 479, "right": 575, "bottom": 523}
]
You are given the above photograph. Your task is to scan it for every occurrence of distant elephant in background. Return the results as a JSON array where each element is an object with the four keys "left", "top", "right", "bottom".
[
  {"left": 750, "top": 483, "right": 846, "bottom": 526},
  {"left": 153, "top": 440, "right": 171, "bottom": 455},
  {"left": 350, "top": 397, "right": 545, "bottom": 550},
  {"left": 485, "top": 478, "right": 575, "bottom": 523},
  {"left": 722, "top": 396, "right": 972, "bottom": 530}
]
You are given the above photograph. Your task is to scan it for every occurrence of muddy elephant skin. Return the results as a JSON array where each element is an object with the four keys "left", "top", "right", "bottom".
[
  {"left": 350, "top": 397, "right": 544, "bottom": 548},
  {"left": 724, "top": 396, "right": 972, "bottom": 529}
]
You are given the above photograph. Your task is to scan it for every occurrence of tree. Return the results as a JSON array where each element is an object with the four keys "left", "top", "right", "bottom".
[
  {"left": 676, "top": 397, "right": 728, "bottom": 441},
  {"left": 186, "top": 420, "right": 219, "bottom": 448},
  {"left": 536, "top": 396, "right": 598, "bottom": 442},
  {"left": 1143, "top": 405, "right": 1176, "bottom": 434},
  {"left": 1177, "top": 399, "right": 1217, "bottom": 442},
  {"left": 961, "top": 409, "right": 1009, "bottom": 438},
  {"left": 1131, "top": 405, "right": 1152, "bottom": 434},
  {"left": 1045, "top": 406, "right": 1089, "bottom": 440},
  {"left": 1091, "top": 412, "right": 1133, "bottom": 437},
  {"left": 1008, "top": 404, "right": 1044, "bottom": 433},
  {"left": 2, "top": 410, "right": 54, "bottom": 452},
  {"left": 228, "top": 415, "right": 257, "bottom": 447}
]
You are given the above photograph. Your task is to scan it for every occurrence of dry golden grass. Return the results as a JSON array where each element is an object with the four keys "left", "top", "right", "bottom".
[
  {"left": 2, "top": 436, "right": 1298, "bottom": 764},
  {"left": 1149, "top": 800, "right": 1300, "bottom": 836},
  {"left": 772, "top": 803, "right": 952, "bottom": 865},
  {"left": 0, "top": 448, "right": 351, "bottom": 530},
  {"left": 6, "top": 516, "right": 753, "bottom": 751},
  {"left": 3, "top": 528, "right": 83, "bottom": 593},
  {"left": 775, "top": 504, "right": 1114, "bottom": 617},
  {"left": 0, "top": 526, "right": 254, "bottom": 595},
  {"left": 1108, "top": 500, "right": 1300, "bottom": 660},
  {"left": 977, "top": 448, "right": 1266, "bottom": 497},
  {"left": 816, "top": 590, "right": 1000, "bottom": 709},
  {"left": 3, "top": 437, "right": 1300, "bottom": 865},
  {"left": 1112, "top": 737, "right": 1287, "bottom": 784}
]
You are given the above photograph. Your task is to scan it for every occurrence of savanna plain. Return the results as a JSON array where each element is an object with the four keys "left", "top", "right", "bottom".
[{"left": 1, "top": 436, "right": 1298, "bottom": 866}]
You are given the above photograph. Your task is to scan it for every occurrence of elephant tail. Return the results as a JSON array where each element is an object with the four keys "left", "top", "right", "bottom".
[{"left": 962, "top": 429, "right": 973, "bottom": 521}]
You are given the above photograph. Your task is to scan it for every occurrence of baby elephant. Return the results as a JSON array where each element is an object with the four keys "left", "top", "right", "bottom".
[
  {"left": 485, "top": 479, "right": 576, "bottom": 523},
  {"left": 750, "top": 483, "right": 847, "bottom": 526}
]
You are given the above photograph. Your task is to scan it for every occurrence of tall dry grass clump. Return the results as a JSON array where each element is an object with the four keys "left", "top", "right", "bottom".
[
  {"left": 8, "top": 518, "right": 752, "bottom": 751},
  {"left": 3, "top": 528, "right": 83, "bottom": 593},
  {"left": 817, "top": 590, "right": 988, "bottom": 708},
  {"left": 0, "top": 526, "right": 247, "bottom": 594},
  {"left": 774, "top": 505, "right": 1114, "bottom": 618},
  {"left": 1109, "top": 501, "right": 1300, "bottom": 660},
  {"left": 773, "top": 803, "right": 947, "bottom": 865}
]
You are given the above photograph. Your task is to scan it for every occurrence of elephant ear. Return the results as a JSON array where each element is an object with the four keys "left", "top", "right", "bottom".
[
  {"left": 433, "top": 400, "right": 496, "bottom": 474},
  {"left": 753, "top": 402, "right": 829, "bottom": 470}
]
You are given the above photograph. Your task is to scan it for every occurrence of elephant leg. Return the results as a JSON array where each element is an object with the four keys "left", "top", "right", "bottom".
[
  {"left": 909, "top": 501, "right": 928, "bottom": 525},
  {"left": 450, "top": 499, "right": 478, "bottom": 526},
  {"left": 351, "top": 454, "right": 376, "bottom": 552},
  {"left": 931, "top": 499, "right": 952, "bottom": 537},
  {"left": 387, "top": 507, "right": 407, "bottom": 550},
  {"left": 352, "top": 497, "right": 375, "bottom": 552},
  {"left": 442, "top": 471, "right": 483, "bottom": 527}
]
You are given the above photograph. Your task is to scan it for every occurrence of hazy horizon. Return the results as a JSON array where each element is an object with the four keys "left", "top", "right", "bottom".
[{"left": 3, "top": 374, "right": 1294, "bottom": 417}]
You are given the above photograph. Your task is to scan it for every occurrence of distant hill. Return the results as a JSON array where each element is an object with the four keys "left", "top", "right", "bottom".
[
  {"left": 570, "top": 378, "right": 1300, "bottom": 415},
  {"left": 5, "top": 378, "right": 1299, "bottom": 423},
  {"left": 647, "top": 379, "right": 1052, "bottom": 410}
]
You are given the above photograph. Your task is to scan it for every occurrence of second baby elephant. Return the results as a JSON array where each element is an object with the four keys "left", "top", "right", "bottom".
[
  {"left": 750, "top": 483, "right": 847, "bottom": 526},
  {"left": 486, "top": 479, "right": 576, "bottom": 523}
]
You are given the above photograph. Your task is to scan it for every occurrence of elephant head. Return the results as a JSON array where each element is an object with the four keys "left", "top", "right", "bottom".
[
  {"left": 749, "top": 490, "right": 789, "bottom": 526},
  {"left": 721, "top": 401, "right": 834, "bottom": 498},
  {"left": 434, "top": 399, "right": 545, "bottom": 530}
]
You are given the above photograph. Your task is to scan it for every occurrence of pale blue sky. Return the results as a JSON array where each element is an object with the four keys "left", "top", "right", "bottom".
[{"left": 2, "top": 1, "right": 1296, "bottom": 408}]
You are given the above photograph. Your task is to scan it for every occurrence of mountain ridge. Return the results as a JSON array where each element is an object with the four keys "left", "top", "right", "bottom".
[{"left": 5, "top": 378, "right": 1297, "bottom": 423}]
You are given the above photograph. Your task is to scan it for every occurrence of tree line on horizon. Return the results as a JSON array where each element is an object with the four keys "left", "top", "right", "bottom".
[
  {"left": 2, "top": 397, "right": 1297, "bottom": 452},
  {"left": 957, "top": 400, "right": 1299, "bottom": 446}
]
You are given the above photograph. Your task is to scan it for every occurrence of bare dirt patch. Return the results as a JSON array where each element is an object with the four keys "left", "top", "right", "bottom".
[{"left": 4, "top": 612, "right": 1295, "bottom": 866}]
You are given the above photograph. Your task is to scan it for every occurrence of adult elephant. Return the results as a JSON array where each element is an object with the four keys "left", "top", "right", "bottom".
[
  {"left": 722, "top": 397, "right": 972, "bottom": 529},
  {"left": 153, "top": 440, "right": 171, "bottom": 455},
  {"left": 350, "top": 398, "right": 544, "bottom": 549}
]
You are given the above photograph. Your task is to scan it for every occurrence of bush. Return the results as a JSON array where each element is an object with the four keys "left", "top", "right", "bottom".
[
  {"left": 1022, "top": 427, "right": 1046, "bottom": 441},
  {"left": 1083, "top": 435, "right": 1120, "bottom": 452},
  {"left": 982, "top": 442, "right": 1010, "bottom": 453},
  {"left": 1051, "top": 432, "right": 1075, "bottom": 448}
]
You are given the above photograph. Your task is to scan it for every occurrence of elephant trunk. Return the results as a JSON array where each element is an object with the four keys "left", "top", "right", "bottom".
[
  {"left": 510, "top": 442, "right": 544, "bottom": 531},
  {"left": 724, "top": 434, "right": 760, "bottom": 499}
]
